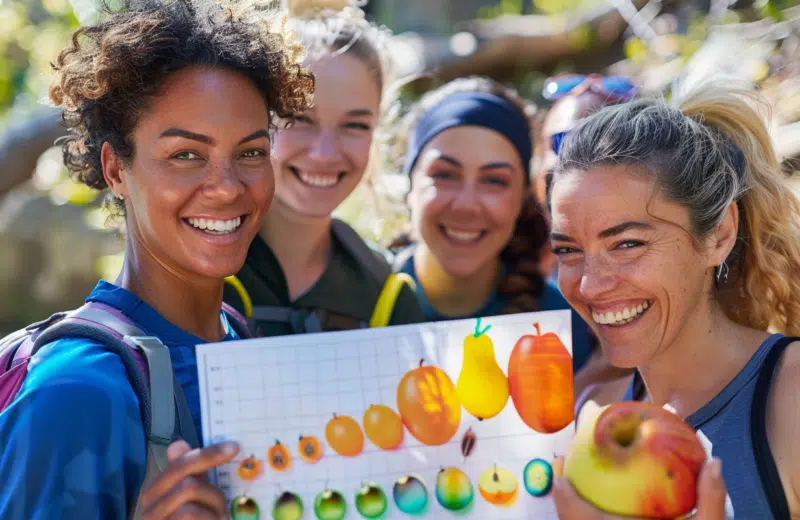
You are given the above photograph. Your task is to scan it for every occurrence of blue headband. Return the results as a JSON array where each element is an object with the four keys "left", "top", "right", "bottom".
[{"left": 404, "top": 92, "right": 532, "bottom": 181}]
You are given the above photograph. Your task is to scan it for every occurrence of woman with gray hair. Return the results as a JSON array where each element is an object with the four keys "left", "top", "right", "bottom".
[{"left": 548, "top": 85, "right": 800, "bottom": 518}]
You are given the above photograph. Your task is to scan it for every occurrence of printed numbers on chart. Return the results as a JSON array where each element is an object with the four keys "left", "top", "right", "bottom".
[{"left": 209, "top": 366, "right": 221, "bottom": 372}]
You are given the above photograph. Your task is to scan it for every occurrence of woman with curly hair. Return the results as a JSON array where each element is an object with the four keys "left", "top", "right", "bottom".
[
  {"left": 223, "top": 5, "right": 425, "bottom": 336},
  {"left": 549, "top": 85, "right": 800, "bottom": 518},
  {"left": 0, "top": 0, "right": 313, "bottom": 518},
  {"left": 387, "top": 76, "right": 593, "bottom": 373}
]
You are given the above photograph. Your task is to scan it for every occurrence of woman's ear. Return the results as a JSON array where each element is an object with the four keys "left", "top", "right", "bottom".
[
  {"left": 708, "top": 202, "right": 739, "bottom": 267},
  {"left": 101, "top": 142, "right": 127, "bottom": 199}
]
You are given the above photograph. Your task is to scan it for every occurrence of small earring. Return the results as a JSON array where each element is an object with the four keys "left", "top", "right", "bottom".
[
  {"left": 116, "top": 193, "right": 125, "bottom": 200},
  {"left": 716, "top": 261, "right": 729, "bottom": 284}
]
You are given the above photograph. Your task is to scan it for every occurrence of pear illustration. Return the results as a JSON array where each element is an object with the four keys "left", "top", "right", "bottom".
[{"left": 456, "top": 318, "right": 510, "bottom": 420}]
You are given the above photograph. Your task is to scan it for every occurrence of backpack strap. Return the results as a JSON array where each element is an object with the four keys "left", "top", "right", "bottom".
[
  {"left": 750, "top": 335, "right": 798, "bottom": 520},
  {"left": 331, "top": 218, "right": 392, "bottom": 283}
]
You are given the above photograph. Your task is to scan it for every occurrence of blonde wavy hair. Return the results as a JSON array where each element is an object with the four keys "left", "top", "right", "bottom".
[{"left": 555, "top": 83, "right": 800, "bottom": 336}]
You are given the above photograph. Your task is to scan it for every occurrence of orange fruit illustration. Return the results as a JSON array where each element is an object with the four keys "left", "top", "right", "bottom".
[
  {"left": 267, "top": 440, "right": 292, "bottom": 471},
  {"left": 237, "top": 455, "right": 262, "bottom": 481},
  {"left": 298, "top": 435, "right": 323, "bottom": 463},
  {"left": 325, "top": 413, "right": 364, "bottom": 457},
  {"left": 397, "top": 359, "right": 461, "bottom": 446},
  {"left": 362, "top": 404, "right": 404, "bottom": 450}
]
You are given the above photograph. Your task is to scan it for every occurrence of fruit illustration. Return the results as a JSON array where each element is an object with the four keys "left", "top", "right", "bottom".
[
  {"left": 435, "top": 467, "right": 474, "bottom": 511},
  {"left": 298, "top": 435, "right": 323, "bottom": 463},
  {"left": 238, "top": 455, "right": 262, "bottom": 481},
  {"left": 478, "top": 465, "right": 518, "bottom": 506},
  {"left": 393, "top": 474, "right": 429, "bottom": 514},
  {"left": 460, "top": 427, "right": 476, "bottom": 458},
  {"left": 272, "top": 491, "right": 303, "bottom": 520},
  {"left": 314, "top": 489, "right": 347, "bottom": 520},
  {"left": 267, "top": 441, "right": 291, "bottom": 471},
  {"left": 231, "top": 495, "right": 260, "bottom": 520},
  {"left": 325, "top": 413, "right": 364, "bottom": 457},
  {"left": 355, "top": 482, "right": 388, "bottom": 519},
  {"left": 363, "top": 404, "right": 404, "bottom": 450},
  {"left": 523, "top": 458, "right": 554, "bottom": 497},
  {"left": 396, "top": 359, "right": 461, "bottom": 446},
  {"left": 456, "top": 318, "right": 509, "bottom": 420},
  {"left": 508, "top": 323, "right": 575, "bottom": 433},
  {"left": 564, "top": 401, "right": 707, "bottom": 519}
]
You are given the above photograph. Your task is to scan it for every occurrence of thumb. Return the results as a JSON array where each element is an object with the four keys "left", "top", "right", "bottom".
[
  {"left": 696, "top": 458, "right": 727, "bottom": 520},
  {"left": 166, "top": 439, "right": 192, "bottom": 462}
]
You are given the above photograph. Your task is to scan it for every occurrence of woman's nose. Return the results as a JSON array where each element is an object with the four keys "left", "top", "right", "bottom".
[
  {"left": 204, "top": 163, "right": 245, "bottom": 202},
  {"left": 579, "top": 254, "right": 618, "bottom": 299},
  {"left": 307, "top": 129, "right": 342, "bottom": 163}
]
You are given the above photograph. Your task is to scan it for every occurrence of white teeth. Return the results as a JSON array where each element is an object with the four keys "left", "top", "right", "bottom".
[
  {"left": 592, "top": 301, "right": 651, "bottom": 326},
  {"left": 443, "top": 228, "right": 482, "bottom": 242},
  {"left": 297, "top": 171, "right": 339, "bottom": 188},
  {"left": 187, "top": 216, "right": 242, "bottom": 235}
]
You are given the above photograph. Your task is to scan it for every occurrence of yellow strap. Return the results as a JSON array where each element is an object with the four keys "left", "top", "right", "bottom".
[
  {"left": 224, "top": 275, "right": 253, "bottom": 319},
  {"left": 369, "top": 273, "right": 416, "bottom": 328}
]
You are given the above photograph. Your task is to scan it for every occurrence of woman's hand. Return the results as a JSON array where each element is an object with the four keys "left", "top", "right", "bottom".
[
  {"left": 551, "top": 456, "right": 728, "bottom": 520},
  {"left": 139, "top": 439, "right": 239, "bottom": 519}
]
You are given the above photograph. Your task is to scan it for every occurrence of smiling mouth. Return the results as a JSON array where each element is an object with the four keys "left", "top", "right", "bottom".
[
  {"left": 440, "top": 225, "right": 486, "bottom": 244},
  {"left": 290, "top": 166, "right": 343, "bottom": 188},
  {"left": 185, "top": 216, "right": 245, "bottom": 235},
  {"left": 592, "top": 300, "right": 652, "bottom": 326}
]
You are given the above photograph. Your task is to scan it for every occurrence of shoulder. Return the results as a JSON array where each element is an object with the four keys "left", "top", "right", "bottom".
[{"left": 766, "top": 338, "right": 800, "bottom": 512}]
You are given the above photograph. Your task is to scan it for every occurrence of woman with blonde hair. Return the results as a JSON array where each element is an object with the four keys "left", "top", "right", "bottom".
[
  {"left": 548, "top": 84, "right": 800, "bottom": 518},
  {"left": 224, "top": 3, "right": 425, "bottom": 335}
]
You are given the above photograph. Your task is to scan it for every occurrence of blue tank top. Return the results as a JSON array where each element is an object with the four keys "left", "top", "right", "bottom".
[{"left": 624, "top": 334, "right": 793, "bottom": 519}]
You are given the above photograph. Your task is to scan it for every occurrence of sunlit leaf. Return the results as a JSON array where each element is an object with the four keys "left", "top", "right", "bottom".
[
  {"left": 50, "top": 179, "right": 100, "bottom": 206},
  {"left": 95, "top": 252, "right": 124, "bottom": 282}
]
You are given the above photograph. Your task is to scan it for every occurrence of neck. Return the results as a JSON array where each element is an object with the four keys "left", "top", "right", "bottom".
[
  {"left": 638, "top": 297, "right": 770, "bottom": 419},
  {"left": 414, "top": 243, "right": 500, "bottom": 317},
  {"left": 260, "top": 197, "right": 332, "bottom": 300},
  {"left": 117, "top": 232, "right": 225, "bottom": 343}
]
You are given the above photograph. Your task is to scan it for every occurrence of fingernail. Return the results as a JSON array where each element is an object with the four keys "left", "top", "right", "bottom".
[
  {"left": 222, "top": 441, "right": 240, "bottom": 456},
  {"left": 711, "top": 458, "right": 722, "bottom": 479}
]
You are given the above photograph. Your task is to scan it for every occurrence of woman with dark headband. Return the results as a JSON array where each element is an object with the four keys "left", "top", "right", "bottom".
[{"left": 387, "top": 76, "right": 593, "bottom": 374}]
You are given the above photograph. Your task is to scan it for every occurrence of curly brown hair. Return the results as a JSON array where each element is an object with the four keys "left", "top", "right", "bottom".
[
  {"left": 49, "top": 0, "right": 315, "bottom": 219},
  {"left": 386, "top": 76, "right": 549, "bottom": 315}
]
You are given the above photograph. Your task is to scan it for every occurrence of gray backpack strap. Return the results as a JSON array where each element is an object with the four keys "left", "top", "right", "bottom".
[{"left": 331, "top": 218, "right": 391, "bottom": 283}]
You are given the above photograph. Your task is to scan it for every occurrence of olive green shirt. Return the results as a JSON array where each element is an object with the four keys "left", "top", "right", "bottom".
[{"left": 223, "top": 234, "right": 426, "bottom": 337}]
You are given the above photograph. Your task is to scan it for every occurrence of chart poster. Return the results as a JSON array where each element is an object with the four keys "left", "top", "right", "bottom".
[{"left": 197, "top": 310, "right": 576, "bottom": 520}]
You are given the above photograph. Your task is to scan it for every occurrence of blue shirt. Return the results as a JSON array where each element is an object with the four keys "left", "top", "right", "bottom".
[
  {"left": 397, "top": 253, "right": 593, "bottom": 372},
  {"left": 0, "top": 281, "right": 240, "bottom": 519}
]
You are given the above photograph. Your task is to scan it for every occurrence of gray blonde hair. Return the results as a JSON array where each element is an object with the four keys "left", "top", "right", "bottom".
[{"left": 553, "top": 85, "right": 800, "bottom": 335}]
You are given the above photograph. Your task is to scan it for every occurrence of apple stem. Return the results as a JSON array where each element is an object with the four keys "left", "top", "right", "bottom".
[
  {"left": 533, "top": 323, "right": 541, "bottom": 336},
  {"left": 419, "top": 358, "right": 424, "bottom": 368},
  {"left": 474, "top": 317, "right": 492, "bottom": 338}
]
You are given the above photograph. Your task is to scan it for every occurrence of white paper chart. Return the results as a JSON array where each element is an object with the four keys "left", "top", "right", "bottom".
[{"left": 197, "top": 310, "right": 577, "bottom": 520}]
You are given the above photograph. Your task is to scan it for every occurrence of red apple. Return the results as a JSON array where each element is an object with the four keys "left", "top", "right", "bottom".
[{"left": 564, "top": 401, "right": 707, "bottom": 519}]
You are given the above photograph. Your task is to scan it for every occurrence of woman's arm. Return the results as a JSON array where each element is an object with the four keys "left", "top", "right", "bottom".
[
  {"left": 767, "top": 341, "right": 800, "bottom": 517},
  {"left": 0, "top": 339, "right": 147, "bottom": 520}
]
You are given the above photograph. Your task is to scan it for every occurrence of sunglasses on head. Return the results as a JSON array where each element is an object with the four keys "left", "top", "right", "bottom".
[{"left": 542, "top": 74, "right": 639, "bottom": 103}]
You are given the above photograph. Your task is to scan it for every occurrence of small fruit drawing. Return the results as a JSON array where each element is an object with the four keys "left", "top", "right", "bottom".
[
  {"left": 363, "top": 404, "right": 404, "bottom": 450},
  {"left": 564, "top": 401, "right": 707, "bottom": 519},
  {"left": 267, "top": 441, "right": 291, "bottom": 471},
  {"left": 508, "top": 323, "right": 575, "bottom": 434},
  {"left": 298, "top": 435, "right": 323, "bottom": 464},
  {"left": 314, "top": 489, "right": 347, "bottom": 520},
  {"left": 238, "top": 455, "right": 262, "bottom": 481},
  {"left": 523, "top": 458, "right": 554, "bottom": 497},
  {"left": 325, "top": 413, "right": 364, "bottom": 457},
  {"left": 478, "top": 465, "right": 518, "bottom": 506},
  {"left": 355, "top": 482, "right": 388, "bottom": 519},
  {"left": 272, "top": 491, "right": 303, "bottom": 520},
  {"left": 396, "top": 359, "right": 461, "bottom": 446},
  {"left": 456, "top": 318, "right": 509, "bottom": 420},
  {"left": 393, "top": 474, "right": 429, "bottom": 514},
  {"left": 460, "top": 427, "right": 477, "bottom": 458},
  {"left": 435, "top": 467, "right": 474, "bottom": 511},
  {"left": 231, "top": 495, "right": 260, "bottom": 520}
]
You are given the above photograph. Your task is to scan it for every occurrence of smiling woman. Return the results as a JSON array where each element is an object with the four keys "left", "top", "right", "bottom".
[
  {"left": 386, "top": 76, "right": 594, "bottom": 374},
  {"left": 0, "top": 0, "right": 313, "bottom": 518},
  {"left": 549, "top": 85, "right": 800, "bottom": 519},
  {"left": 223, "top": 4, "right": 426, "bottom": 337}
]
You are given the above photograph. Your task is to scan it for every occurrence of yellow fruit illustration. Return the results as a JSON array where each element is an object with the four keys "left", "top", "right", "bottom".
[{"left": 456, "top": 318, "right": 509, "bottom": 420}]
